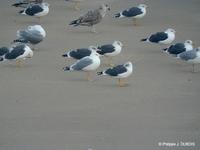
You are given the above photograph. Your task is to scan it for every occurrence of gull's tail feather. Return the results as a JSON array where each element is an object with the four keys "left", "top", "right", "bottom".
[
  {"left": 140, "top": 38, "right": 148, "bottom": 42},
  {"left": 69, "top": 19, "right": 81, "bottom": 26},
  {"left": 0, "top": 57, "right": 4, "bottom": 62},
  {"left": 12, "top": 2, "right": 28, "bottom": 7},
  {"left": 114, "top": 12, "right": 123, "bottom": 18},
  {"left": 163, "top": 48, "right": 168, "bottom": 51},
  {"left": 63, "top": 66, "right": 70, "bottom": 71},
  {"left": 96, "top": 50, "right": 104, "bottom": 56},
  {"left": 19, "top": 9, "right": 25, "bottom": 14},
  {"left": 97, "top": 71, "right": 103, "bottom": 75},
  {"left": 62, "top": 53, "right": 69, "bottom": 57}
]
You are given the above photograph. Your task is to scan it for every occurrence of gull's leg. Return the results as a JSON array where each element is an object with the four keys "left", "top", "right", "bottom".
[
  {"left": 74, "top": 2, "right": 80, "bottom": 10},
  {"left": 117, "top": 78, "right": 127, "bottom": 87},
  {"left": 192, "top": 64, "right": 195, "bottom": 73},
  {"left": 108, "top": 57, "right": 114, "bottom": 67},
  {"left": 32, "top": 45, "right": 36, "bottom": 51},
  {"left": 16, "top": 60, "right": 22, "bottom": 67},
  {"left": 133, "top": 18, "right": 138, "bottom": 26},
  {"left": 86, "top": 72, "right": 91, "bottom": 81},
  {"left": 118, "top": 78, "right": 123, "bottom": 87},
  {"left": 37, "top": 17, "right": 41, "bottom": 22},
  {"left": 91, "top": 26, "right": 97, "bottom": 33}
]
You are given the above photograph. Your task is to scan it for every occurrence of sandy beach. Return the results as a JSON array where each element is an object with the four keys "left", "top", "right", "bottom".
[{"left": 0, "top": 0, "right": 200, "bottom": 149}]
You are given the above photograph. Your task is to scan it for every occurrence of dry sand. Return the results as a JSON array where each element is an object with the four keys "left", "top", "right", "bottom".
[{"left": 0, "top": 0, "right": 200, "bottom": 149}]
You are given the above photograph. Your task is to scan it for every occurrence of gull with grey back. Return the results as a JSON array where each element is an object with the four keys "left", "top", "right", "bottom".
[
  {"left": 177, "top": 47, "right": 200, "bottom": 72},
  {"left": 63, "top": 52, "right": 101, "bottom": 80},
  {"left": 13, "top": 25, "right": 46, "bottom": 49}
]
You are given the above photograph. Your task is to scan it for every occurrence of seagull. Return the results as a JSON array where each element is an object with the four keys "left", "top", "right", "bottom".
[
  {"left": 114, "top": 4, "right": 147, "bottom": 26},
  {"left": 65, "top": 0, "right": 84, "bottom": 10},
  {"left": 0, "top": 44, "right": 33, "bottom": 67},
  {"left": 0, "top": 47, "right": 9, "bottom": 57},
  {"left": 63, "top": 52, "right": 101, "bottom": 81},
  {"left": 177, "top": 47, "right": 200, "bottom": 72},
  {"left": 13, "top": 25, "right": 46, "bottom": 49},
  {"left": 62, "top": 46, "right": 99, "bottom": 60},
  {"left": 96, "top": 41, "right": 123, "bottom": 66},
  {"left": 141, "top": 28, "right": 176, "bottom": 45},
  {"left": 163, "top": 40, "right": 193, "bottom": 56},
  {"left": 97, "top": 61, "right": 133, "bottom": 87},
  {"left": 69, "top": 4, "right": 110, "bottom": 33},
  {"left": 19, "top": 2, "right": 49, "bottom": 21},
  {"left": 12, "top": 0, "right": 43, "bottom": 8}
]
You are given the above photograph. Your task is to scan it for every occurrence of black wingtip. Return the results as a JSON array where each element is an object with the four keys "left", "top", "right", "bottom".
[
  {"left": 114, "top": 13, "right": 120, "bottom": 18},
  {"left": 96, "top": 50, "right": 104, "bottom": 55},
  {"left": 97, "top": 71, "right": 103, "bottom": 75},
  {"left": 162, "top": 48, "right": 168, "bottom": 51},
  {"left": 13, "top": 39, "right": 27, "bottom": 44},
  {"left": 140, "top": 38, "right": 147, "bottom": 42},
  {"left": 12, "top": 3, "right": 22, "bottom": 7},
  {"left": 69, "top": 20, "right": 77, "bottom": 25},
  {"left": 12, "top": 2, "right": 28, "bottom": 7},
  {"left": 63, "top": 66, "right": 70, "bottom": 71},
  {"left": 18, "top": 10, "right": 24, "bottom": 14},
  {"left": 62, "top": 54, "right": 68, "bottom": 57},
  {"left": 0, "top": 57, "right": 4, "bottom": 62}
]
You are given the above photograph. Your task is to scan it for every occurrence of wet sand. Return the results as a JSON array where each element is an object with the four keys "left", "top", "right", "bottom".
[{"left": 0, "top": 0, "right": 200, "bottom": 149}]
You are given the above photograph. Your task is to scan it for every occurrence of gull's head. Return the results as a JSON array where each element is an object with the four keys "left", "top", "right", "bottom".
[
  {"left": 90, "top": 50, "right": 100, "bottom": 57},
  {"left": 138, "top": 4, "right": 148, "bottom": 9},
  {"left": 100, "top": 4, "right": 110, "bottom": 11},
  {"left": 89, "top": 45, "right": 98, "bottom": 51},
  {"left": 89, "top": 46, "right": 102, "bottom": 56},
  {"left": 185, "top": 40, "right": 193, "bottom": 45},
  {"left": 114, "top": 41, "right": 123, "bottom": 47},
  {"left": 42, "top": 2, "right": 50, "bottom": 7},
  {"left": 196, "top": 47, "right": 200, "bottom": 51},
  {"left": 32, "top": 25, "right": 46, "bottom": 37},
  {"left": 166, "top": 28, "right": 176, "bottom": 33},
  {"left": 124, "top": 61, "right": 133, "bottom": 68}
]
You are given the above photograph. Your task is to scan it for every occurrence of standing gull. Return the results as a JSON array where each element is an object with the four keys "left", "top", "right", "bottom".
[
  {"left": 69, "top": 4, "right": 110, "bottom": 33},
  {"left": 114, "top": 4, "right": 147, "bottom": 26},
  {"left": 177, "top": 47, "right": 200, "bottom": 72},
  {"left": 62, "top": 46, "right": 98, "bottom": 60},
  {"left": 97, "top": 62, "right": 133, "bottom": 87},
  {"left": 96, "top": 41, "right": 123, "bottom": 66},
  {"left": 0, "top": 44, "right": 33, "bottom": 67},
  {"left": 65, "top": 0, "right": 84, "bottom": 10},
  {"left": 163, "top": 40, "right": 193, "bottom": 56},
  {"left": 141, "top": 28, "right": 176, "bottom": 45},
  {"left": 13, "top": 25, "right": 46, "bottom": 49},
  {"left": 63, "top": 52, "right": 101, "bottom": 81},
  {"left": 19, "top": 2, "right": 49, "bottom": 21}
]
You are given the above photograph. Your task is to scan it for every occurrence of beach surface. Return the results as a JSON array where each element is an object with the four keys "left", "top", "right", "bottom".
[{"left": 0, "top": 0, "right": 200, "bottom": 149}]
